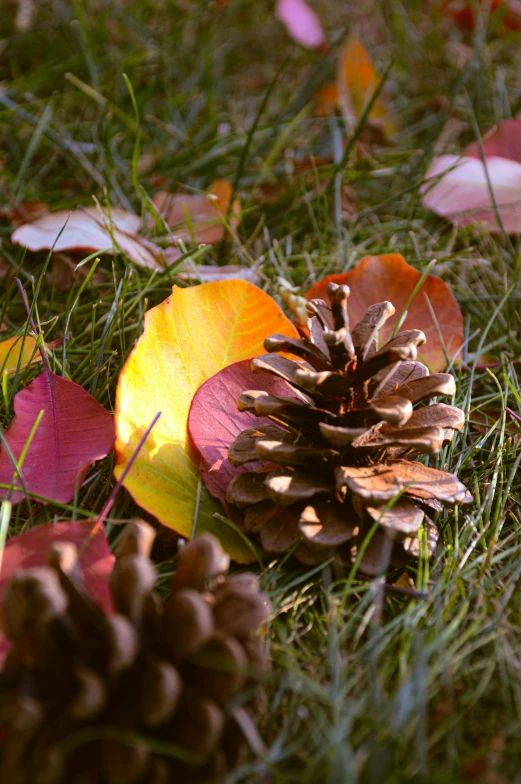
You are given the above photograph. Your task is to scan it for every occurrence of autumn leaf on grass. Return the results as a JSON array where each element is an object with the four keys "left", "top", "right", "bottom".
[
  {"left": 11, "top": 206, "right": 160, "bottom": 270},
  {"left": 275, "top": 0, "right": 325, "bottom": 49},
  {"left": 149, "top": 179, "right": 240, "bottom": 246},
  {"left": 187, "top": 360, "right": 301, "bottom": 505},
  {"left": 0, "top": 335, "right": 40, "bottom": 376},
  {"left": 306, "top": 254, "right": 464, "bottom": 372},
  {"left": 442, "top": 0, "right": 521, "bottom": 30},
  {"left": 114, "top": 280, "right": 299, "bottom": 562},
  {"left": 421, "top": 118, "right": 521, "bottom": 233},
  {"left": 0, "top": 372, "right": 114, "bottom": 504},
  {"left": 317, "top": 34, "right": 396, "bottom": 140},
  {"left": 0, "top": 519, "right": 113, "bottom": 665}
]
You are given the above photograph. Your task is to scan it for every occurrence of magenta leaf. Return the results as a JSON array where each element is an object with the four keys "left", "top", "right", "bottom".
[
  {"left": 187, "top": 359, "right": 298, "bottom": 503},
  {"left": 0, "top": 372, "right": 114, "bottom": 504},
  {"left": 0, "top": 519, "right": 114, "bottom": 664},
  {"left": 275, "top": 0, "right": 325, "bottom": 49}
]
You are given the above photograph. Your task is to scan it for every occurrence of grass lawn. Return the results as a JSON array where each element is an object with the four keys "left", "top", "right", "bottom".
[{"left": 2, "top": 1, "right": 521, "bottom": 781}]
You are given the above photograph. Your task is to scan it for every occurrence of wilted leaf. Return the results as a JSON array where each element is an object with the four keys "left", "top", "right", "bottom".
[
  {"left": 0, "top": 372, "right": 114, "bottom": 504},
  {"left": 275, "top": 0, "right": 325, "bottom": 49},
  {"left": 187, "top": 360, "right": 298, "bottom": 504},
  {"left": 0, "top": 519, "right": 114, "bottom": 665},
  {"left": 173, "top": 263, "right": 259, "bottom": 284},
  {"left": 442, "top": 0, "right": 521, "bottom": 30},
  {"left": 305, "top": 254, "right": 464, "bottom": 371},
  {"left": 0, "top": 335, "right": 40, "bottom": 375},
  {"left": 338, "top": 34, "right": 396, "bottom": 138},
  {"left": 149, "top": 180, "right": 240, "bottom": 246},
  {"left": 0, "top": 200, "right": 49, "bottom": 227},
  {"left": 465, "top": 118, "right": 521, "bottom": 162},
  {"left": 114, "top": 280, "right": 299, "bottom": 562},
  {"left": 421, "top": 154, "right": 521, "bottom": 233},
  {"left": 11, "top": 206, "right": 161, "bottom": 270}
]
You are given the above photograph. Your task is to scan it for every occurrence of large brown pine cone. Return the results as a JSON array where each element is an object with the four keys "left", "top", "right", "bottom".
[
  {"left": 0, "top": 525, "right": 270, "bottom": 784},
  {"left": 226, "top": 282, "right": 473, "bottom": 574}
]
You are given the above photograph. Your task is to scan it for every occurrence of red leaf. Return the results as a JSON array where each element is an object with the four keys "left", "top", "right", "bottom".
[
  {"left": 0, "top": 372, "right": 114, "bottom": 504},
  {"left": 305, "top": 254, "right": 464, "bottom": 371},
  {"left": 465, "top": 118, "right": 521, "bottom": 163},
  {"left": 0, "top": 519, "right": 114, "bottom": 664},
  {"left": 187, "top": 360, "right": 298, "bottom": 504}
]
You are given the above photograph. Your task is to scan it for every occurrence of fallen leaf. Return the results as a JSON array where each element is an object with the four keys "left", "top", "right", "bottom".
[
  {"left": 11, "top": 206, "right": 161, "bottom": 270},
  {"left": 316, "top": 84, "right": 340, "bottom": 117},
  {"left": 0, "top": 201, "right": 49, "bottom": 227},
  {"left": 338, "top": 34, "right": 396, "bottom": 138},
  {"left": 174, "top": 263, "right": 259, "bottom": 284},
  {"left": 275, "top": 0, "right": 325, "bottom": 49},
  {"left": 149, "top": 179, "right": 240, "bottom": 246},
  {"left": 45, "top": 253, "right": 106, "bottom": 292},
  {"left": 305, "top": 254, "right": 464, "bottom": 371},
  {"left": 0, "top": 371, "right": 114, "bottom": 504},
  {"left": 442, "top": 0, "right": 521, "bottom": 30},
  {"left": 187, "top": 360, "right": 298, "bottom": 504},
  {"left": 114, "top": 280, "right": 299, "bottom": 562},
  {"left": 0, "top": 519, "right": 114, "bottom": 665},
  {"left": 0, "top": 335, "right": 40, "bottom": 376},
  {"left": 465, "top": 118, "right": 521, "bottom": 163},
  {"left": 421, "top": 154, "right": 521, "bottom": 233}
]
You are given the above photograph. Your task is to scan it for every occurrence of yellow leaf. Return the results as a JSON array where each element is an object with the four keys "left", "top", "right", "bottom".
[
  {"left": 114, "top": 280, "right": 299, "bottom": 562},
  {"left": 0, "top": 336, "right": 40, "bottom": 375},
  {"left": 338, "top": 34, "right": 396, "bottom": 138}
]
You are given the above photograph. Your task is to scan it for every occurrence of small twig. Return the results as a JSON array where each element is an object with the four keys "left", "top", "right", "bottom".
[
  {"left": 506, "top": 407, "right": 521, "bottom": 426},
  {"left": 14, "top": 277, "right": 51, "bottom": 375},
  {"left": 95, "top": 412, "right": 162, "bottom": 527},
  {"left": 383, "top": 583, "right": 429, "bottom": 600}
]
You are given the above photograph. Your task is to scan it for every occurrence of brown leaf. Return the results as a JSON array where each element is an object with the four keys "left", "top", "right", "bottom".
[{"left": 149, "top": 179, "right": 239, "bottom": 246}]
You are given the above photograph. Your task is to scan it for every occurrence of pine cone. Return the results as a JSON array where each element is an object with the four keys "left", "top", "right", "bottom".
[
  {"left": 0, "top": 525, "right": 270, "bottom": 784},
  {"left": 226, "top": 282, "right": 473, "bottom": 574}
]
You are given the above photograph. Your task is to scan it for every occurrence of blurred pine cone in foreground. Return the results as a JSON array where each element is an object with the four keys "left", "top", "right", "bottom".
[
  {"left": 226, "top": 282, "right": 473, "bottom": 574},
  {"left": 0, "top": 525, "right": 270, "bottom": 784}
]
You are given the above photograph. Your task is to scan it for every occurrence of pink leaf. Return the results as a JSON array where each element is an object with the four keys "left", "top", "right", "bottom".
[
  {"left": 420, "top": 154, "right": 521, "bottom": 233},
  {"left": 275, "top": 0, "right": 325, "bottom": 49},
  {"left": 187, "top": 360, "right": 298, "bottom": 503},
  {"left": 11, "top": 207, "right": 161, "bottom": 270},
  {"left": 465, "top": 118, "right": 521, "bottom": 164},
  {"left": 0, "top": 519, "right": 114, "bottom": 665},
  {"left": 0, "top": 372, "right": 115, "bottom": 504}
]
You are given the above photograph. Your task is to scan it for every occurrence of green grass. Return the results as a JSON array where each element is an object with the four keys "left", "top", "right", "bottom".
[{"left": 2, "top": 0, "right": 521, "bottom": 781}]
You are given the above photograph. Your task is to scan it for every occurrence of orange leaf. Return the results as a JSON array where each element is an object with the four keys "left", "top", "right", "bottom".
[
  {"left": 0, "top": 335, "right": 40, "bottom": 375},
  {"left": 114, "top": 280, "right": 299, "bottom": 562},
  {"left": 305, "top": 254, "right": 463, "bottom": 372},
  {"left": 338, "top": 35, "right": 396, "bottom": 138},
  {"left": 150, "top": 179, "right": 240, "bottom": 246},
  {"left": 316, "top": 84, "right": 340, "bottom": 117}
]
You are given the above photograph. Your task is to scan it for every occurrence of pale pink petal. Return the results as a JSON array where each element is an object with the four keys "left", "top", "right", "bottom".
[{"left": 275, "top": 0, "right": 325, "bottom": 49}]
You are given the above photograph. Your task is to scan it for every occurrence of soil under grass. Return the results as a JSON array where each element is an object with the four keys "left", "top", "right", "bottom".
[{"left": 2, "top": 1, "right": 521, "bottom": 782}]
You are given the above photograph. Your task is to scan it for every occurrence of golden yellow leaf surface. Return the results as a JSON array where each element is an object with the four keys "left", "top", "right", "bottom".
[
  {"left": 114, "top": 280, "right": 299, "bottom": 562},
  {"left": 0, "top": 336, "right": 40, "bottom": 375}
]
